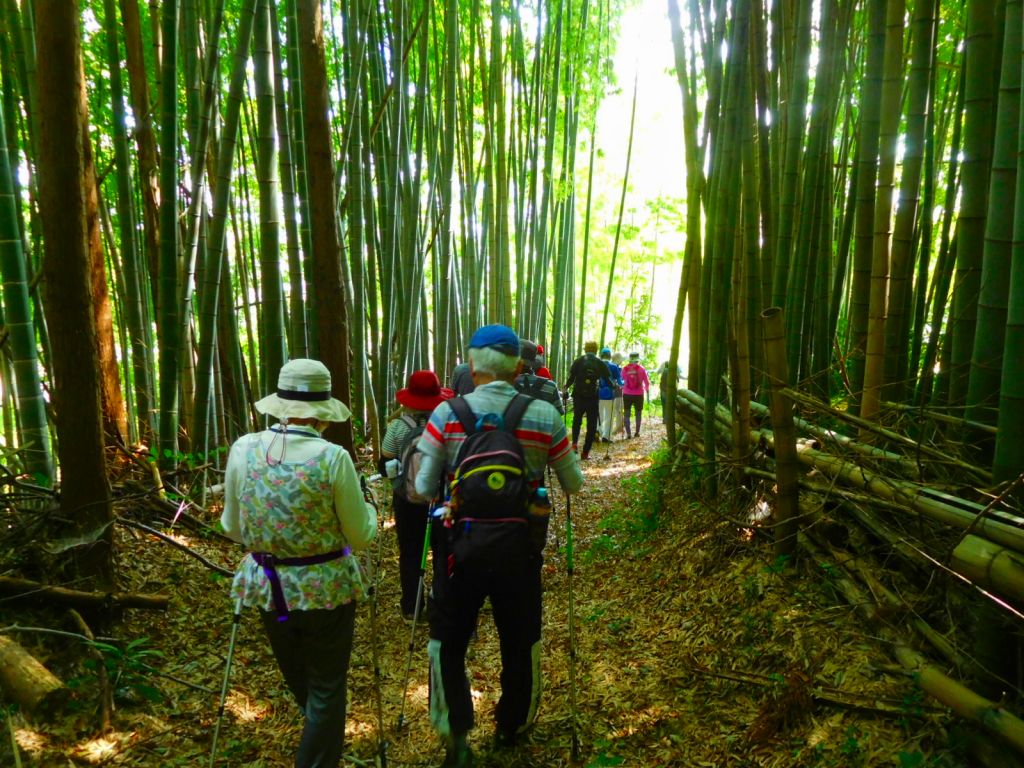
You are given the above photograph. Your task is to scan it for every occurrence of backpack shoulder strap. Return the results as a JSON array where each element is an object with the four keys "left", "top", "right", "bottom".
[
  {"left": 447, "top": 397, "right": 477, "bottom": 436},
  {"left": 501, "top": 394, "right": 531, "bottom": 434},
  {"left": 400, "top": 413, "right": 418, "bottom": 430}
]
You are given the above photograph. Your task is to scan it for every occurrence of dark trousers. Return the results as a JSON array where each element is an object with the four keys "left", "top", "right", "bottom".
[
  {"left": 624, "top": 394, "right": 645, "bottom": 436},
  {"left": 429, "top": 525, "right": 542, "bottom": 739},
  {"left": 571, "top": 395, "right": 600, "bottom": 453},
  {"left": 393, "top": 493, "right": 429, "bottom": 615},
  {"left": 260, "top": 603, "right": 357, "bottom": 768}
]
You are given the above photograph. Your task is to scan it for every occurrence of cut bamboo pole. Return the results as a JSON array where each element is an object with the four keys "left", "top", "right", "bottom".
[
  {"left": 895, "top": 645, "right": 1024, "bottom": 756},
  {"left": 952, "top": 535, "right": 1024, "bottom": 609},
  {"left": 0, "top": 637, "right": 67, "bottom": 720},
  {"left": 783, "top": 387, "right": 992, "bottom": 485}
]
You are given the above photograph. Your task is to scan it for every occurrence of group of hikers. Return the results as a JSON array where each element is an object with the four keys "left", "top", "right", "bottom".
[{"left": 216, "top": 326, "right": 658, "bottom": 768}]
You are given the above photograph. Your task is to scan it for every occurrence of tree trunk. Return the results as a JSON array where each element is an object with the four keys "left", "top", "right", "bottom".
[
  {"left": 296, "top": 0, "right": 354, "bottom": 453},
  {"left": 35, "top": 0, "right": 113, "bottom": 587}
]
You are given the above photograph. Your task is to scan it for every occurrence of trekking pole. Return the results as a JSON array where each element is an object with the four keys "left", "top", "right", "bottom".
[
  {"left": 362, "top": 476, "right": 389, "bottom": 767},
  {"left": 209, "top": 596, "right": 244, "bottom": 768},
  {"left": 565, "top": 494, "right": 582, "bottom": 762},
  {"left": 396, "top": 504, "right": 438, "bottom": 731}
]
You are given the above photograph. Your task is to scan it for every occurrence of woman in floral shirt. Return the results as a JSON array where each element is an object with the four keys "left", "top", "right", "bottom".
[{"left": 221, "top": 358, "right": 376, "bottom": 768}]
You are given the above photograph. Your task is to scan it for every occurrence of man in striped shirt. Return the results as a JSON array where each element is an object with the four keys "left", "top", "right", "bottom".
[{"left": 415, "top": 324, "right": 583, "bottom": 767}]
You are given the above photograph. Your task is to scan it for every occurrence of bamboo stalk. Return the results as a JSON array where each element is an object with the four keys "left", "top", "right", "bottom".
[{"left": 763, "top": 308, "right": 799, "bottom": 558}]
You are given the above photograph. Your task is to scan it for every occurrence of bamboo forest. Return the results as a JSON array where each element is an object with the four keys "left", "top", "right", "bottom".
[{"left": 4, "top": 0, "right": 1024, "bottom": 765}]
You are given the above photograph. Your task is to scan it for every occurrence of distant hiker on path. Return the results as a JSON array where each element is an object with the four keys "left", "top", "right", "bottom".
[
  {"left": 621, "top": 352, "right": 651, "bottom": 438},
  {"left": 379, "top": 370, "right": 454, "bottom": 619},
  {"left": 564, "top": 341, "right": 613, "bottom": 459},
  {"left": 597, "top": 347, "right": 624, "bottom": 443},
  {"left": 414, "top": 324, "right": 584, "bottom": 768},
  {"left": 612, "top": 350, "right": 626, "bottom": 437},
  {"left": 515, "top": 338, "right": 565, "bottom": 414},
  {"left": 220, "top": 359, "right": 377, "bottom": 768},
  {"left": 449, "top": 357, "right": 475, "bottom": 396}
]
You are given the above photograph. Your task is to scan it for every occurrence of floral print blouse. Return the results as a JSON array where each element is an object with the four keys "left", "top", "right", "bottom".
[{"left": 221, "top": 426, "right": 376, "bottom": 613}]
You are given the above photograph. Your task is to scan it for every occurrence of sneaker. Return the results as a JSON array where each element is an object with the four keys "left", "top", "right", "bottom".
[
  {"left": 572, "top": 443, "right": 579, "bottom": 454},
  {"left": 581, "top": 451, "right": 590, "bottom": 460},
  {"left": 493, "top": 729, "right": 517, "bottom": 750}
]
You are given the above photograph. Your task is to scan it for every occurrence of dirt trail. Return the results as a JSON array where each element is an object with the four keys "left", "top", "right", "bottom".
[{"left": 3, "top": 409, "right": 962, "bottom": 766}]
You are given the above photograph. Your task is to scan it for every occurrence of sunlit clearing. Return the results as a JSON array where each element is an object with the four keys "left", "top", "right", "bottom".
[
  {"left": 408, "top": 681, "right": 430, "bottom": 705},
  {"left": 346, "top": 716, "right": 376, "bottom": 739},
  {"left": 14, "top": 727, "right": 48, "bottom": 753},
  {"left": 382, "top": 518, "right": 396, "bottom": 531},
  {"left": 227, "top": 690, "right": 270, "bottom": 722},
  {"left": 591, "top": 457, "right": 650, "bottom": 479},
  {"left": 72, "top": 733, "right": 131, "bottom": 764}
]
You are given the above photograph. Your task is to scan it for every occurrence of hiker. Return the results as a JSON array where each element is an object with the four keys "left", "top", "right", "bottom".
[
  {"left": 564, "top": 341, "right": 613, "bottom": 459},
  {"left": 621, "top": 352, "right": 651, "bottom": 438},
  {"left": 379, "top": 370, "right": 454, "bottom": 619},
  {"left": 414, "top": 324, "right": 584, "bottom": 768},
  {"left": 611, "top": 351, "right": 626, "bottom": 437},
  {"left": 515, "top": 338, "right": 564, "bottom": 414},
  {"left": 449, "top": 360, "right": 475, "bottom": 396},
  {"left": 597, "top": 347, "right": 623, "bottom": 443},
  {"left": 220, "top": 358, "right": 377, "bottom": 768}
]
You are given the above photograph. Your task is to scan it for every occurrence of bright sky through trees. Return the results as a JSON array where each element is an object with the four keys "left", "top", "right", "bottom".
[{"left": 594, "top": 0, "right": 687, "bottom": 361}]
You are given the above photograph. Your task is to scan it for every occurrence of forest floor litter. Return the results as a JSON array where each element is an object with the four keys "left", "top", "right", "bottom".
[{"left": 0, "top": 413, "right": 982, "bottom": 766}]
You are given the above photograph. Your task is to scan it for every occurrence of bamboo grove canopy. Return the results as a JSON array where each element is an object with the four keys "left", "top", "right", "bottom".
[{"left": 0, "top": 0, "right": 1023, "bottom": 583}]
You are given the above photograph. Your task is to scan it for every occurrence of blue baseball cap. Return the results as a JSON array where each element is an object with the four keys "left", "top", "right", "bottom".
[
  {"left": 469, "top": 324, "right": 520, "bottom": 355},
  {"left": 600, "top": 347, "right": 612, "bottom": 357}
]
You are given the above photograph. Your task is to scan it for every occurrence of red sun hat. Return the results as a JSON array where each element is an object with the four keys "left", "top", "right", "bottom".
[{"left": 397, "top": 370, "right": 454, "bottom": 412}]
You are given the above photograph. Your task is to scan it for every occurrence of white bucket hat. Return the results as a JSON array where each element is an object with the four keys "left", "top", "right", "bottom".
[{"left": 254, "top": 359, "right": 352, "bottom": 423}]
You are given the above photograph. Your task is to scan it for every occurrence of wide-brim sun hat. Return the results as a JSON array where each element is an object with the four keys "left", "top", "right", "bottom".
[
  {"left": 254, "top": 358, "right": 352, "bottom": 422},
  {"left": 397, "top": 370, "right": 454, "bottom": 411}
]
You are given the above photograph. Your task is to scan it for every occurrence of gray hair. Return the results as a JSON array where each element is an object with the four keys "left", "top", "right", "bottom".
[{"left": 469, "top": 346, "right": 520, "bottom": 378}]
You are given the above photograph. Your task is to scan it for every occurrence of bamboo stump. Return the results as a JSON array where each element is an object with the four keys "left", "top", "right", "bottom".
[{"left": 0, "top": 636, "right": 68, "bottom": 720}]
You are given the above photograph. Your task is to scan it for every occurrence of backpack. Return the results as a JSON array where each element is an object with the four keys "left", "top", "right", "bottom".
[
  {"left": 394, "top": 415, "right": 431, "bottom": 503},
  {"left": 624, "top": 365, "right": 641, "bottom": 390},
  {"left": 447, "top": 395, "right": 531, "bottom": 521},
  {"left": 574, "top": 356, "right": 605, "bottom": 398},
  {"left": 515, "top": 373, "right": 564, "bottom": 413}
]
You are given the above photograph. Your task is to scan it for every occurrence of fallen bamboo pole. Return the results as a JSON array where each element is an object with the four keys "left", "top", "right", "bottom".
[
  {"left": 0, "top": 636, "right": 67, "bottom": 720},
  {"left": 782, "top": 387, "right": 992, "bottom": 485},
  {"left": 0, "top": 577, "right": 169, "bottom": 610},
  {"left": 952, "top": 535, "right": 1024, "bottom": 610},
  {"left": 895, "top": 645, "right": 1024, "bottom": 756},
  {"left": 882, "top": 401, "right": 999, "bottom": 435}
]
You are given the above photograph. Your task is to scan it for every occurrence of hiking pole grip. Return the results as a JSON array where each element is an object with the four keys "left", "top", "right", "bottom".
[{"left": 209, "top": 597, "right": 244, "bottom": 768}]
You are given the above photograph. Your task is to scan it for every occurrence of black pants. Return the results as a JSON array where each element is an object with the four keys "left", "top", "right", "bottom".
[
  {"left": 393, "top": 493, "right": 430, "bottom": 615},
  {"left": 260, "top": 603, "right": 357, "bottom": 768},
  {"left": 571, "top": 395, "right": 600, "bottom": 454},
  {"left": 428, "top": 522, "right": 542, "bottom": 740},
  {"left": 624, "top": 394, "right": 644, "bottom": 436}
]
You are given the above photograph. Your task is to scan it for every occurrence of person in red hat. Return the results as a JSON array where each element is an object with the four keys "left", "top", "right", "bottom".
[{"left": 379, "top": 370, "right": 454, "bottom": 619}]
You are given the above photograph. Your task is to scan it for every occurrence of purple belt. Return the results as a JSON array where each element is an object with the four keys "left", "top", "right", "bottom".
[{"left": 250, "top": 548, "right": 351, "bottom": 621}]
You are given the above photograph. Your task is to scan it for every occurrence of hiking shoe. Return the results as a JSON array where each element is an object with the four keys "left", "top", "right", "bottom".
[
  {"left": 493, "top": 729, "right": 517, "bottom": 750},
  {"left": 581, "top": 451, "right": 590, "bottom": 460}
]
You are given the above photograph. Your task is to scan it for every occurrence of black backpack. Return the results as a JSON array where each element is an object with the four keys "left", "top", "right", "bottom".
[
  {"left": 447, "top": 395, "right": 531, "bottom": 521},
  {"left": 573, "top": 356, "right": 606, "bottom": 398},
  {"left": 515, "top": 373, "right": 563, "bottom": 413},
  {"left": 394, "top": 414, "right": 431, "bottom": 503}
]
